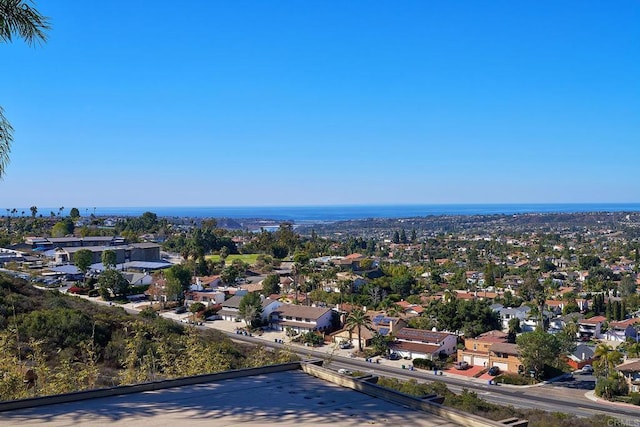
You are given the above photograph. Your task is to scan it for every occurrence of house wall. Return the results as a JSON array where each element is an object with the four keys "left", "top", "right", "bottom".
[
  {"left": 488, "top": 353, "right": 522, "bottom": 374},
  {"left": 270, "top": 308, "right": 334, "bottom": 333},
  {"left": 441, "top": 334, "right": 458, "bottom": 356},
  {"left": 261, "top": 301, "right": 283, "bottom": 321}
]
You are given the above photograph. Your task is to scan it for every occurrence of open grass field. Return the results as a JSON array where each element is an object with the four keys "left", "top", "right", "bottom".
[{"left": 205, "top": 254, "right": 261, "bottom": 265}]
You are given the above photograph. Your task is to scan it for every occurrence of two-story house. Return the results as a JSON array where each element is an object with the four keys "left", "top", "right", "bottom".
[
  {"left": 488, "top": 342, "right": 523, "bottom": 374},
  {"left": 218, "top": 294, "right": 244, "bottom": 322},
  {"left": 578, "top": 316, "right": 607, "bottom": 340},
  {"left": 457, "top": 330, "right": 508, "bottom": 368},
  {"left": 269, "top": 304, "right": 334, "bottom": 334},
  {"left": 493, "top": 305, "right": 535, "bottom": 332},
  {"left": 389, "top": 328, "right": 457, "bottom": 360},
  {"left": 604, "top": 318, "right": 640, "bottom": 343}
]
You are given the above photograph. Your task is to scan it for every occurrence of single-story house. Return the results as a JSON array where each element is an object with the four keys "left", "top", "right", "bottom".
[
  {"left": 566, "top": 344, "right": 595, "bottom": 370},
  {"left": 615, "top": 359, "right": 640, "bottom": 393},
  {"left": 389, "top": 328, "right": 457, "bottom": 360}
]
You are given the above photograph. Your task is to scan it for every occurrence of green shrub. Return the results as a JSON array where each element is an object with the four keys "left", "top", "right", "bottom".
[
  {"left": 413, "top": 358, "right": 434, "bottom": 369},
  {"left": 595, "top": 376, "right": 628, "bottom": 400},
  {"left": 498, "top": 373, "right": 536, "bottom": 385}
]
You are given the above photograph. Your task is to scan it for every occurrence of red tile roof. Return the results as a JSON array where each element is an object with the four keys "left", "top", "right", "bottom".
[
  {"left": 389, "top": 341, "right": 441, "bottom": 355},
  {"left": 580, "top": 315, "right": 607, "bottom": 325},
  {"left": 609, "top": 318, "right": 640, "bottom": 329}
]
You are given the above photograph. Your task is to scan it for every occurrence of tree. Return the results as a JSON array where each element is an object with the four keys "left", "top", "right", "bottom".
[
  {"left": 51, "top": 218, "right": 74, "bottom": 237},
  {"left": 221, "top": 265, "right": 240, "bottom": 284},
  {"left": 69, "top": 207, "right": 80, "bottom": 219},
  {"left": 101, "top": 249, "right": 117, "bottom": 270},
  {"left": 619, "top": 275, "right": 637, "bottom": 298},
  {"left": 165, "top": 264, "right": 192, "bottom": 304},
  {"left": 370, "top": 331, "right": 391, "bottom": 356},
  {"left": 344, "top": 308, "right": 373, "bottom": 352},
  {"left": 261, "top": 273, "right": 281, "bottom": 296},
  {"left": 579, "top": 255, "right": 601, "bottom": 270},
  {"left": 516, "top": 330, "right": 564, "bottom": 380},
  {"left": 238, "top": 292, "right": 263, "bottom": 327},
  {"left": 507, "top": 317, "right": 521, "bottom": 343},
  {"left": 97, "top": 269, "right": 130, "bottom": 299},
  {"left": 74, "top": 249, "right": 93, "bottom": 285},
  {"left": 29, "top": 205, "right": 37, "bottom": 217},
  {"left": 0, "top": 0, "right": 50, "bottom": 178},
  {"left": 189, "top": 302, "right": 205, "bottom": 315}
]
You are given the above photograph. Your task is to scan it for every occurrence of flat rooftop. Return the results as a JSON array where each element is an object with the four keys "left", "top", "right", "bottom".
[{"left": 0, "top": 369, "right": 460, "bottom": 427}]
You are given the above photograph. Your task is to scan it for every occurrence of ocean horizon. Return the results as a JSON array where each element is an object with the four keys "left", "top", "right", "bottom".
[{"left": 11, "top": 203, "right": 640, "bottom": 223}]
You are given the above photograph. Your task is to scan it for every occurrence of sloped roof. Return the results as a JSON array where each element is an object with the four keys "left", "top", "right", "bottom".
[
  {"left": 489, "top": 342, "right": 519, "bottom": 356},
  {"left": 395, "top": 328, "right": 452, "bottom": 344},
  {"left": 273, "top": 304, "right": 332, "bottom": 320},
  {"left": 616, "top": 359, "right": 640, "bottom": 373},
  {"left": 221, "top": 294, "right": 244, "bottom": 309}
]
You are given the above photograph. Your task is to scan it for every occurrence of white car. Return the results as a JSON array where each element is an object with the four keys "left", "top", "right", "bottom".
[
  {"left": 338, "top": 369, "right": 353, "bottom": 375},
  {"left": 581, "top": 365, "right": 593, "bottom": 374}
]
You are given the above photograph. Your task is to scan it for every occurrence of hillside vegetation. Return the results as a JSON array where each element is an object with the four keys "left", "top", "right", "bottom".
[{"left": 0, "top": 274, "right": 297, "bottom": 400}]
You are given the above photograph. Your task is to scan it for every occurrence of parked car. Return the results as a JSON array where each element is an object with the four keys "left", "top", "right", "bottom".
[
  {"left": 339, "top": 341, "right": 353, "bottom": 349},
  {"left": 388, "top": 353, "right": 401, "bottom": 360},
  {"left": 581, "top": 365, "right": 593, "bottom": 374},
  {"left": 454, "top": 361, "right": 470, "bottom": 370},
  {"left": 174, "top": 306, "right": 187, "bottom": 314},
  {"left": 338, "top": 368, "right": 353, "bottom": 375},
  {"left": 487, "top": 366, "right": 500, "bottom": 376}
]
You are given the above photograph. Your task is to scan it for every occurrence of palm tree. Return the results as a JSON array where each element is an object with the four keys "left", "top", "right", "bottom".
[
  {"left": 593, "top": 344, "right": 622, "bottom": 377},
  {"left": 563, "top": 316, "right": 579, "bottom": 340},
  {"left": 344, "top": 308, "right": 373, "bottom": 352},
  {"left": 0, "top": 0, "right": 50, "bottom": 178},
  {"left": 626, "top": 342, "right": 640, "bottom": 358}
]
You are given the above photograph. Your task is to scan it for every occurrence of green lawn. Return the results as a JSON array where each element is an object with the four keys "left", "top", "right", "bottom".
[{"left": 206, "top": 253, "right": 261, "bottom": 265}]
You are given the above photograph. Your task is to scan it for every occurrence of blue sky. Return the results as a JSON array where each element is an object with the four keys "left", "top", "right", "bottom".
[{"left": 2, "top": 1, "right": 639, "bottom": 208}]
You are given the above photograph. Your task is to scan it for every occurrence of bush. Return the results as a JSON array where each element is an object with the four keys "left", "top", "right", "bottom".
[
  {"left": 139, "top": 306, "right": 158, "bottom": 319},
  {"left": 413, "top": 358, "right": 434, "bottom": 370},
  {"left": 128, "top": 285, "right": 149, "bottom": 295},
  {"left": 630, "top": 392, "right": 640, "bottom": 406},
  {"left": 498, "top": 373, "right": 536, "bottom": 385},
  {"left": 595, "top": 376, "right": 628, "bottom": 400}
]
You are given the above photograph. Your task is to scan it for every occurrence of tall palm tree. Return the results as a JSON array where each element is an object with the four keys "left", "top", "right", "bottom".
[
  {"left": 0, "top": 0, "right": 50, "bottom": 178},
  {"left": 563, "top": 317, "right": 579, "bottom": 340},
  {"left": 344, "top": 308, "right": 373, "bottom": 352}
]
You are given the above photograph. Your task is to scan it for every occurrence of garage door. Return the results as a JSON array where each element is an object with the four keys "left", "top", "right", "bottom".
[
  {"left": 474, "top": 356, "right": 488, "bottom": 367},
  {"left": 463, "top": 355, "right": 473, "bottom": 364},
  {"left": 493, "top": 362, "right": 508, "bottom": 371}
]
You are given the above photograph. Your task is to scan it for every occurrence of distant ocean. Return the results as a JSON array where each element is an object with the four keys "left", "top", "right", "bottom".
[{"left": 41, "top": 203, "right": 640, "bottom": 222}]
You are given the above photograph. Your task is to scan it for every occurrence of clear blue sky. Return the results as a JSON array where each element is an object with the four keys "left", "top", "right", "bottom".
[{"left": 2, "top": 1, "right": 639, "bottom": 208}]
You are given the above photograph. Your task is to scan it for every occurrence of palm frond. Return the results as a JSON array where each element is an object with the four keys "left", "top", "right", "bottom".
[
  {"left": 0, "top": 0, "right": 51, "bottom": 45},
  {"left": 0, "top": 106, "right": 13, "bottom": 179}
]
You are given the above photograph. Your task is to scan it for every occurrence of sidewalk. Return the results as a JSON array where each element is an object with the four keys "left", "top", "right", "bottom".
[{"left": 584, "top": 390, "right": 640, "bottom": 410}]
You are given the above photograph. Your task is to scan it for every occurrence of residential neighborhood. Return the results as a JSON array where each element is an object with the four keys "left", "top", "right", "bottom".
[{"left": 2, "top": 208, "right": 640, "bottom": 412}]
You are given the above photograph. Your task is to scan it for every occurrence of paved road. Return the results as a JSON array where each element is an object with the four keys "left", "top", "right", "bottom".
[{"left": 221, "top": 332, "right": 639, "bottom": 420}]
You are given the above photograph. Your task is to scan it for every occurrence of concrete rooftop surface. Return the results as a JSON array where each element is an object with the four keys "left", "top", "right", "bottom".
[{"left": 0, "top": 370, "right": 460, "bottom": 427}]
